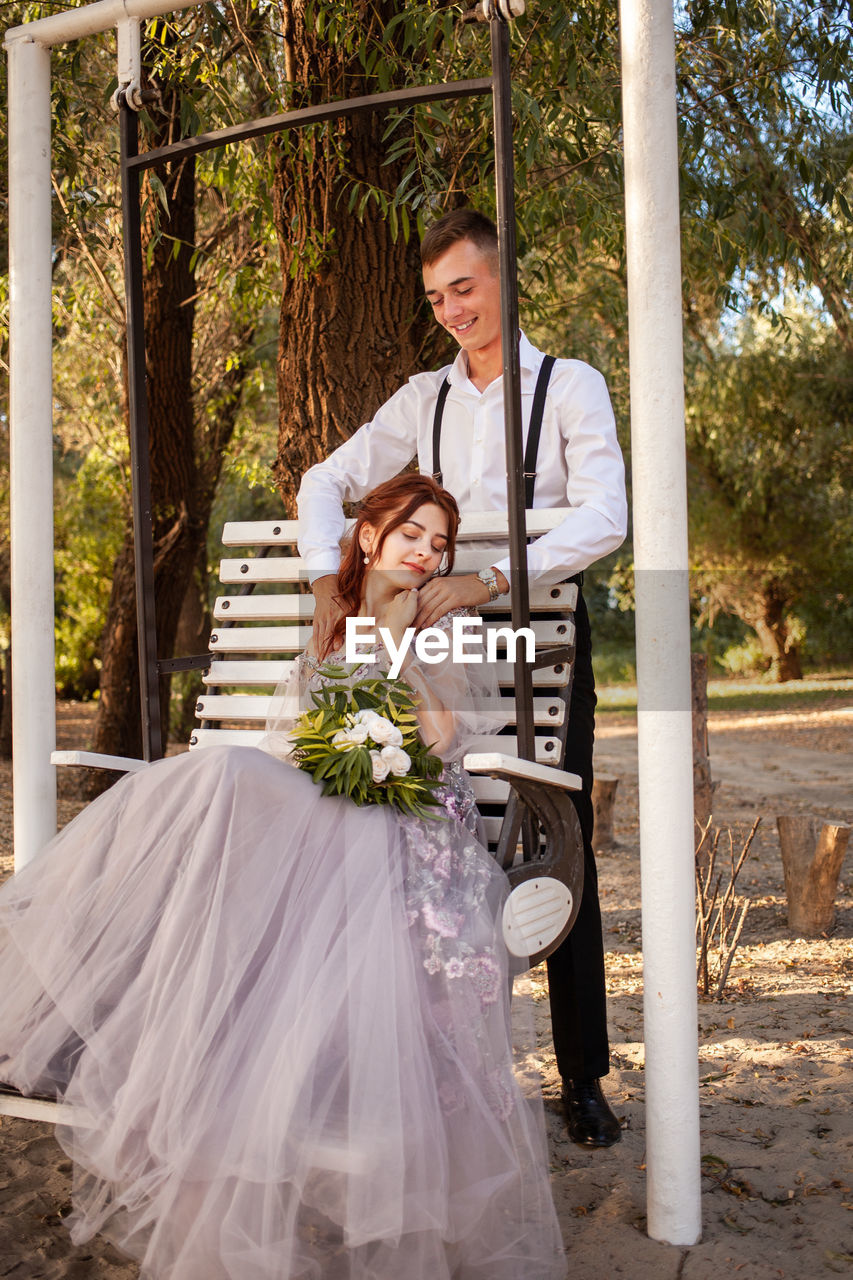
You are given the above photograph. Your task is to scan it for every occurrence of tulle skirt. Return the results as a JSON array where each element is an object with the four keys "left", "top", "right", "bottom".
[{"left": 0, "top": 746, "right": 565, "bottom": 1279}]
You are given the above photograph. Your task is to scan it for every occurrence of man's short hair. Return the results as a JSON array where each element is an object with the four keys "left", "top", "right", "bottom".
[{"left": 420, "top": 208, "right": 499, "bottom": 272}]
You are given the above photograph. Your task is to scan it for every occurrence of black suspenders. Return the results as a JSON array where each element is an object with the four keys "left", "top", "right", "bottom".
[
  {"left": 431, "top": 355, "right": 557, "bottom": 509},
  {"left": 430, "top": 378, "right": 452, "bottom": 489}
]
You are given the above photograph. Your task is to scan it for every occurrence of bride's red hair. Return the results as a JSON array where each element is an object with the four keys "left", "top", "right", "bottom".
[{"left": 330, "top": 475, "right": 460, "bottom": 648}]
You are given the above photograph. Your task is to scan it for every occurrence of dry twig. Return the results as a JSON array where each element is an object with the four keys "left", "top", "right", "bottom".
[{"left": 695, "top": 817, "right": 761, "bottom": 999}]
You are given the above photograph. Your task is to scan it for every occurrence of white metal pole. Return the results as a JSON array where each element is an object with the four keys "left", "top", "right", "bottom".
[
  {"left": 8, "top": 37, "right": 57, "bottom": 870},
  {"left": 619, "top": 0, "right": 703, "bottom": 1248},
  {"left": 3, "top": 1, "right": 210, "bottom": 871},
  {"left": 4, "top": 0, "right": 207, "bottom": 49}
]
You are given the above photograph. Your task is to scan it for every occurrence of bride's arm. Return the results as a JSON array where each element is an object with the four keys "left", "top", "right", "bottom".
[
  {"left": 393, "top": 609, "right": 508, "bottom": 763},
  {"left": 378, "top": 592, "right": 460, "bottom": 756},
  {"left": 398, "top": 654, "right": 456, "bottom": 756}
]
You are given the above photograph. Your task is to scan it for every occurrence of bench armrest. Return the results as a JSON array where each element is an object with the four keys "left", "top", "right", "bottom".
[
  {"left": 462, "top": 752, "right": 581, "bottom": 792},
  {"left": 51, "top": 750, "right": 148, "bottom": 773}
]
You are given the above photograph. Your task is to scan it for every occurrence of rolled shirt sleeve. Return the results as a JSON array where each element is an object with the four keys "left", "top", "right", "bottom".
[
  {"left": 490, "top": 360, "right": 628, "bottom": 588},
  {"left": 297, "top": 381, "right": 423, "bottom": 582},
  {"left": 296, "top": 335, "right": 627, "bottom": 588}
]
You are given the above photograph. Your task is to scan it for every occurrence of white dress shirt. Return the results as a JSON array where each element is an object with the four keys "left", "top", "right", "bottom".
[{"left": 297, "top": 332, "right": 628, "bottom": 588}]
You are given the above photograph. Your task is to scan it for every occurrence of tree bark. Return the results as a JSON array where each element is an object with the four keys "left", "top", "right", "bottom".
[
  {"left": 0, "top": 644, "right": 12, "bottom": 760},
  {"left": 752, "top": 580, "right": 802, "bottom": 682},
  {"left": 591, "top": 775, "right": 619, "bottom": 852},
  {"left": 271, "top": 2, "right": 446, "bottom": 514},
  {"left": 87, "top": 84, "right": 198, "bottom": 775},
  {"left": 87, "top": 85, "right": 253, "bottom": 787},
  {"left": 776, "top": 815, "right": 851, "bottom": 936},
  {"left": 0, "top": 550, "right": 10, "bottom": 759},
  {"left": 691, "top": 653, "right": 713, "bottom": 825}
]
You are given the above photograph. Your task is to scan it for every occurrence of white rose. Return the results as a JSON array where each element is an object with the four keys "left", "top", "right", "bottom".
[
  {"left": 364, "top": 713, "right": 403, "bottom": 746},
  {"left": 370, "top": 750, "right": 391, "bottom": 782},
  {"left": 344, "top": 720, "right": 370, "bottom": 744},
  {"left": 380, "top": 745, "right": 411, "bottom": 777},
  {"left": 332, "top": 726, "right": 363, "bottom": 750}
]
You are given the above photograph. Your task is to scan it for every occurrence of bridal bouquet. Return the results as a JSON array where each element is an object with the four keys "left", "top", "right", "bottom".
[{"left": 290, "top": 664, "right": 445, "bottom": 818}]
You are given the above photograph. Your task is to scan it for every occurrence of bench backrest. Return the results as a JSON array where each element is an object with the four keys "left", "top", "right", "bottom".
[{"left": 192, "top": 510, "right": 577, "bottom": 848}]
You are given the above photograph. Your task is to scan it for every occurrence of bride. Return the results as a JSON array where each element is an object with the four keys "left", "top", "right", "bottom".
[{"left": 0, "top": 474, "right": 566, "bottom": 1280}]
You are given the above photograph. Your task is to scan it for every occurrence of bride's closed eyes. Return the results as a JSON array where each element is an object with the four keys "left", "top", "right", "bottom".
[
  {"left": 399, "top": 523, "right": 447, "bottom": 552},
  {"left": 402, "top": 530, "right": 446, "bottom": 555}
]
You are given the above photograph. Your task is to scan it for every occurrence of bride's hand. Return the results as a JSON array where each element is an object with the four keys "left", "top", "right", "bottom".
[{"left": 381, "top": 588, "right": 419, "bottom": 648}]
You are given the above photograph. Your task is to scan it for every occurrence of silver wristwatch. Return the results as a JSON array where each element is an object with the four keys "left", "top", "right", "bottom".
[{"left": 476, "top": 566, "right": 502, "bottom": 602}]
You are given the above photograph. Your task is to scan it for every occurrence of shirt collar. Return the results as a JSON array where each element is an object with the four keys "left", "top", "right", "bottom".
[{"left": 447, "top": 331, "right": 544, "bottom": 390}]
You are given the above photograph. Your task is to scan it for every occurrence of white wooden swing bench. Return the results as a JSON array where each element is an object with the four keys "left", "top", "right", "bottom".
[{"left": 1, "top": 508, "right": 584, "bottom": 1126}]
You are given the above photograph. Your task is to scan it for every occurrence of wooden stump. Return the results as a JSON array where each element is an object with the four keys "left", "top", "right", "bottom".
[
  {"left": 691, "top": 654, "right": 714, "bottom": 826},
  {"left": 592, "top": 775, "right": 619, "bottom": 852},
  {"left": 776, "top": 815, "right": 851, "bottom": 936}
]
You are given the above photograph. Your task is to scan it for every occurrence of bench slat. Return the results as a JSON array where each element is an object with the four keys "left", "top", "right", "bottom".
[
  {"left": 195, "top": 693, "right": 566, "bottom": 728},
  {"left": 209, "top": 618, "right": 574, "bottom": 652},
  {"left": 201, "top": 659, "right": 570, "bottom": 689},
  {"left": 212, "top": 593, "right": 576, "bottom": 627},
  {"left": 209, "top": 625, "right": 310, "bottom": 653},
  {"left": 0, "top": 1090, "right": 94, "bottom": 1127},
  {"left": 222, "top": 508, "right": 572, "bottom": 548},
  {"left": 469, "top": 776, "right": 510, "bottom": 804},
  {"left": 188, "top": 732, "right": 558, "bottom": 757},
  {"left": 218, "top": 556, "right": 578, "bottom": 609}
]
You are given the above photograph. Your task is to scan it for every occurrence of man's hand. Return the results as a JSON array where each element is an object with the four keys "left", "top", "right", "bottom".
[
  {"left": 414, "top": 573, "right": 492, "bottom": 629},
  {"left": 311, "top": 574, "right": 345, "bottom": 659}
]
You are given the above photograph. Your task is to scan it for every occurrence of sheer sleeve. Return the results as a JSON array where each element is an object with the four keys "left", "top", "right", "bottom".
[
  {"left": 391, "top": 609, "right": 509, "bottom": 765},
  {"left": 261, "top": 654, "right": 312, "bottom": 760},
  {"left": 260, "top": 610, "right": 509, "bottom": 766}
]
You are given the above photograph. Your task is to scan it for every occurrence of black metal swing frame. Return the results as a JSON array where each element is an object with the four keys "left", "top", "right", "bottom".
[{"left": 118, "top": 2, "right": 581, "bottom": 934}]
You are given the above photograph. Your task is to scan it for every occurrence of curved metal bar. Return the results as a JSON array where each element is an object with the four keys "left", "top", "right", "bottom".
[
  {"left": 126, "top": 78, "right": 492, "bottom": 172},
  {"left": 492, "top": 769, "right": 585, "bottom": 965}
]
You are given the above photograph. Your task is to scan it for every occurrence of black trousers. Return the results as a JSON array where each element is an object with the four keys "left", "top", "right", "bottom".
[{"left": 546, "top": 586, "right": 610, "bottom": 1080}]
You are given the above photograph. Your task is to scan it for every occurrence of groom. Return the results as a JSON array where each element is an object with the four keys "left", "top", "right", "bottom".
[{"left": 297, "top": 208, "right": 628, "bottom": 1147}]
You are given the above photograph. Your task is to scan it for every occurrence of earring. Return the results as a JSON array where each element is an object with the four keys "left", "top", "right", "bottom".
[{"left": 363, "top": 554, "right": 369, "bottom": 564}]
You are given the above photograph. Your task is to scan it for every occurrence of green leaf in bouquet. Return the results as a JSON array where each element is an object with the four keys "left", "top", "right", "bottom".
[{"left": 332, "top": 691, "right": 348, "bottom": 716}]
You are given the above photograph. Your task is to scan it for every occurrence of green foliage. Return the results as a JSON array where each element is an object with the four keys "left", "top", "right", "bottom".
[
  {"left": 684, "top": 308, "right": 853, "bottom": 675},
  {"left": 290, "top": 666, "right": 445, "bottom": 818},
  {"left": 3, "top": 0, "right": 852, "bottom": 706},
  {"left": 687, "top": 314, "right": 853, "bottom": 577},
  {"left": 54, "top": 444, "right": 126, "bottom": 698}
]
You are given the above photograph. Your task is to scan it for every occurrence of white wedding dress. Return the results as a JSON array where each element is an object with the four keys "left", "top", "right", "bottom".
[{"left": 0, "top": 624, "right": 566, "bottom": 1280}]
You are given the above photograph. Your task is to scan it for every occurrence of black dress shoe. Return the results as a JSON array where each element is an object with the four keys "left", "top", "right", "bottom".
[{"left": 561, "top": 1077, "right": 621, "bottom": 1147}]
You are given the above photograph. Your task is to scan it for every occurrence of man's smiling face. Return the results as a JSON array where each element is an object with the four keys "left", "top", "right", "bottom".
[{"left": 422, "top": 238, "right": 502, "bottom": 363}]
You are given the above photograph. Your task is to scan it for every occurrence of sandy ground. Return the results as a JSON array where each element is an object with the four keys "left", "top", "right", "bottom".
[{"left": 1, "top": 692, "right": 851, "bottom": 1279}]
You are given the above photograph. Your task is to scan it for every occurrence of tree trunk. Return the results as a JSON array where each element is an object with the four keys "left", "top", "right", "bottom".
[
  {"left": 87, "top": 86, "right": 198, "bottom": 776},
  {"left": 0, "top": 550, "right": 10, "bottom": 759},
  {"left": 87, "top": 83, "right": 253, "bottom": 789},
  {"left": 753, "top": 580, "right": 802, "bottom": 682},
  {"left": 271, "top": 2, "right": 446, "bottom": 513},
  {"left": 0, "top": 644, "right": 12, "bottom": 760},
  {"left": 776, "top": 815, "right": 851, "bottom": 936},
  {"left": 691, "top": 653, "right": 713, "bottom": 825},
  {"left": 591, "top": 775, "right": 619, "bottom": 852}
]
